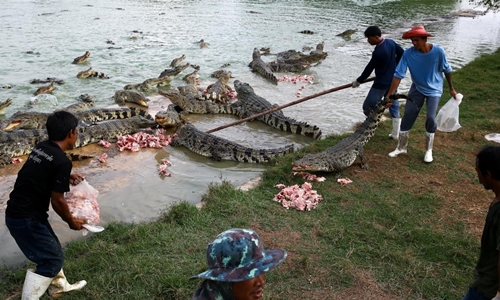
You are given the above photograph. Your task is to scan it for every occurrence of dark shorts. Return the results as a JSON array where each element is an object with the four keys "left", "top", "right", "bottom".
[{"left": 5, "top": 216, "right": 64, "bottom": 277}]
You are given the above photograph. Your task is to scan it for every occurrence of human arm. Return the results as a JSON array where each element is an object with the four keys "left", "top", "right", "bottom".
[
  {"left": 51, "top": 191, "right": 85, "bottom": 230},
  {"left": 70, "top": 173, "right": 85, "bottom": 186},
  {"left": 444, "top": 72, "right": 458, "bottom": 99}
]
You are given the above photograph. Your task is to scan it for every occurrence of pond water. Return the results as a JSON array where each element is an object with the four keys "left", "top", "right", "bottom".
[{"left": 1, "top": 0, "right": 499, "bottom": 267}]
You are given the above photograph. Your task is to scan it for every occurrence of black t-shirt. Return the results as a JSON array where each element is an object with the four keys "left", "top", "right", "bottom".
[
  {"left": 6, "top": 140, "right": 72, "bottom": 221},
  {"left": 471, "top": 201, "right": 500, "bottom": 298}
]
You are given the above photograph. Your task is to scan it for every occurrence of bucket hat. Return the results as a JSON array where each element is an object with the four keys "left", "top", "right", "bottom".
[
  {"left": 190, "top": 228, "right": 287, "bottom": 282},
  {"left": 402, "top": 26, "right": 433, "bottom": 39}
]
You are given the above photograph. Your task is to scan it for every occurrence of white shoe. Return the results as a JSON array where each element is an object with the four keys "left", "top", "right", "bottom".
[
  {"left": 388, "top": 118, "right": 401, "bottom": 140},
  {"left": 22, "top": 269, "right": 53, "bottom": 300},
  {"left": 424, "top": 132, "right": 435, "bottom": 163},
  {"left": 47, "top": 269, "right": 87, "bottom": 298},
  {"left": 388, "top": 131, "right": 409, "bottom": 157}
]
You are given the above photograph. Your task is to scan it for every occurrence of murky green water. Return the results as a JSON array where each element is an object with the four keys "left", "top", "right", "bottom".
[{"left": 1, "top": 0, "right": 499, "bottom": 266}]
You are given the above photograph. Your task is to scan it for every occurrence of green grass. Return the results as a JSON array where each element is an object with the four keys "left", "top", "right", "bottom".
[{"left": 1, "top": 49, "right": 500, "bottom": 299}]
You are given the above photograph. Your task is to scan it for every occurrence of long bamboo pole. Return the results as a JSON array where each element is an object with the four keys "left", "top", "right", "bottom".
[{"left": 206, "top": 77, "right": 375, "bottom": 134}]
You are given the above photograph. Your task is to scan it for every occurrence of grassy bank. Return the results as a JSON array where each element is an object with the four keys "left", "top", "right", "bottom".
[{"left": 1, "top": 48, "right": 500, "bottom": 299}]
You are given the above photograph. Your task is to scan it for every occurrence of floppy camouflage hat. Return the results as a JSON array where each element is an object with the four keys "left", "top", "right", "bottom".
[{"left": 190, "top": 228, "right": 287, "bottom": 282}]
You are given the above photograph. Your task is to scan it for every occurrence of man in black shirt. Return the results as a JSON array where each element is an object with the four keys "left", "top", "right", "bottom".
[
  {"left": 463, "top": 146, "right": 500, "bottom": 300},
  {"left": 5, "top": 111, "right": 87, "bottom": 299}
]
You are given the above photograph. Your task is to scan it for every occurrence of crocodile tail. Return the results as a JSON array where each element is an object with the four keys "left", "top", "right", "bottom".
[
  {"left": 91, "top": 71, "right": 109, "bottom": 79},
  {"left": 66, "top": 153, "right": 94, "bottom": 162},
  {"left": 261, "top": 115, "right": 322, "bottom": 139},
  {"left": 128, "top": 106, "right": 153, "bottom": 120},
  {"left": 254, "top": 65, "right": 278, "bottom": 85},
  {"left": 243, "top": 144, "right": 294, "bottom": 163}
]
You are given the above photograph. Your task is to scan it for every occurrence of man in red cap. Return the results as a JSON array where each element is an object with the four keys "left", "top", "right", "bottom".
[{"left": 386, "top": 25, "right": 458, "bottom": 163}]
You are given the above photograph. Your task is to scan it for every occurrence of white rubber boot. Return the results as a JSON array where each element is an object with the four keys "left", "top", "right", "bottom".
[
  {"left": 424, "top": 132, "right": 435, "bottom": 163},
  {"left": 47, "top": 269, "right": 87, "bottom": 298},
  {"left": 22, "top": 269, "right": 53, "bottom": 300},
  {"left": 388, "top": 131, "right": 409, "bottom": 157},
  {"left": 388, "top": 118, "right": 401, "bottom": 140}
]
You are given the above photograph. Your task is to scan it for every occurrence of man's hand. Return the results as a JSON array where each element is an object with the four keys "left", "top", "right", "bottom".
[
  {"left": 70, "top": 174, "right": 85, "bottom": 186},
  {"left": 69, "top": 217, "right": 86, "bottom": 231},
  {"left": 450, "top": 89, "right": 458, "bottom": 99},
  {"left": 352, "top": 80, "right": 360, "bottom": 88}
]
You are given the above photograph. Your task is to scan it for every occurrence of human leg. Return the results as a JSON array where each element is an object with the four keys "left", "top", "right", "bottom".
[
  {"left": 423, "top": 96, "right": 440, "bottom": 163},
  {"left": 362, "top": 87, "right": 386, "bottom": 116},
  {"left": 389, "top": 85, "right": 425, "bottom": 157},
  {"left": 21, "top": 268, "right": 53, "bottom": 300},
  {"left": 388, "top": 99, "right": 401, "bottom": 139},
  {"left": 6, "top": 217, "right": 64, "bottom": 277},
  {"left": 462, "top": 287, "right": 491, "bottom": 300}
]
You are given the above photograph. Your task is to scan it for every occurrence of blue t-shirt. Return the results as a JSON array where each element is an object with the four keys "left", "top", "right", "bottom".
[
  {"left": 357, "top": 38, "right": 404, "bottom": 89},
  {"left": 394, "top": 44, "right": 452, "bottom": 97}
]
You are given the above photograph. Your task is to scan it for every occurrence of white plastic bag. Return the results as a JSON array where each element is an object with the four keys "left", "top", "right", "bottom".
[
  {"left": 436, "top": 93, "right": 463, "bottom": 132},
  {"left": 65, "top": 179, "right": 102, "bottom": 236}
]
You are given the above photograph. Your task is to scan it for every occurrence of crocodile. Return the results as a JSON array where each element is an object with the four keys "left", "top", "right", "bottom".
[
  {"left": 2, "top": 106, "right": 151, "bottom": 131},
  {"left": 154, "top": 104, "right": 183, "bottom": 128},
  {"left": 201, "top": 70, "right": 233, "bottom": 103},
  {"left": 34, "top": 81, "right": 57, "bottom": 96},
  {"left": 233, "top": 80, "right": 322, "bottom": 139},
  {"left": 248, "top": 48, "right": 278, "bottom": 85},
  {"left": 268, "top": 61, "right": 311, "bottom": 73},
  {"left": 0, "top": 98, "right": 13, "bottom": 115},
  {"left": 158, "top": 89, "right": 239, "bottom": 115},
  {"left": 336, "top": 29, "right": 357, "bottom": 38},
  {"left": 292, "top": 94, "right": 408, "bottom": 175},
  {"left": 0, "top": 116, "right": 157, "bottom": 167},
  {"left": 170, "top": 122, "right": 294, "bottom": 163},
  {"left": 158, "top": 63, "right": 191, "bottom": 85},
  {"left": 77, "top": 67, "right": 109, "bottom": 79},
  {"left": 199, "top": 39, "right": 209, "bottom": 48},
  {"left": 177, "top": 70, "right": 201, "bottom": 99},
  {"left": 30, "top": 78, "right": 65, "bottom": 85},
  {"left": 72, "top": 51, "right": 91, "bottom": 64},
  {"left": 275, "top": 42, "right": 327, "bottom": 65},
  {"left": 124, "top": 76, "right": 173, "bottom": 92},
  {"left": 113, "top": 90, "right": 149, "bottom": 107},
  {"left": 170, "top": 54, "right": 186, "bottom": 68}
]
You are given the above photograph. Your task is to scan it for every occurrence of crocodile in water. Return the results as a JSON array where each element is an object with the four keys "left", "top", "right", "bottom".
[
  {"left": 248, "top": 48, "right": 278, "bottom": 85},
  {"left": 170, "top": 122, "right": 294, "bottom": 163},
  {"left": 292, "top": 94, "right": 408, "bottom": 175},
  {"left": 0, "top": 98, "right": 13, "bottom": 115},
  {"left": 77, "top": 67, "right": 109, "bottom": 79},
  {"left": 158, "top": 90, "right": 239, "bottom": 115},
  {"left": 0, "top": 116, "right": 157, "bottom": 167},
  {"left": 72, "top": 51, "right": 91, "bottom": 64},
  {"left": 233, "top": 80, "right": 322, "bottom": 139},
  {"left": 114, "top": 90, "right": 149, "bottom": 107},
  {"left": 34, "top": 81, "right": 57, "bottom": 96},
  {"left": 201, "top": 70, "right": 233, "bottom": 103}
]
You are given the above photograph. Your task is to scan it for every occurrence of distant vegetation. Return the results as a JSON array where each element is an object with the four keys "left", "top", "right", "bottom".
[{"left": 470, "top": 0, "right": 500, "bottom": 11}]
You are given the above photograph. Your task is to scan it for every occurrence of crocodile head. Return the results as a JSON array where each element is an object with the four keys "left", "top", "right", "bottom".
[
  {"left": 155, "top": 104, "right": 183, "bottom": 128},
  {"left": 233, "top": 80, "right": 253, "bottom": 97},
  {"left": 113, "top": 90, "right": 149, "bottom": 107},
  {"left": 252, "top": 48, "right": 261, "bottom": 60},
  {"left": 170, "top": 54, "right": 186, "bottom": 68},
  {"left": 77, "top": 67, "right": 94, "bottom": 79},
  {"left": 292, "top": 151, "right": 335, "bottom": 172},
  {"left": 130, "top": 115, "right": 158, "bottom": 128},
  {"left": 0, "top": 98, "right": 13, "bottom": 115},
  {"left": 182, "top": 70, "right": 199, "bottom": 84}
]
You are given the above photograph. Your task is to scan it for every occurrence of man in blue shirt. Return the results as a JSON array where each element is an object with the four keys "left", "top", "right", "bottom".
[
  {"left": 353, "top": 25, "right": 404, "bottom": 140},
  {"left": 386, "top": 26, "right": 458, "bottom": 163}
]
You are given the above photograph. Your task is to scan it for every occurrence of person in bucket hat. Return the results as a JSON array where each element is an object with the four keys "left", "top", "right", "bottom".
[
  {"left": 386, "top": 25, "right": 459, "bottom": 163},
  {"left": 190, "top": 228, "right": 287, "bottom": 300}
]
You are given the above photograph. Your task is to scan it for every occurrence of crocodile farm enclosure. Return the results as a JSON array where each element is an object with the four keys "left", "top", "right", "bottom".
[{"left": 1, "top": 0, "right": 500, "bottom": 266}]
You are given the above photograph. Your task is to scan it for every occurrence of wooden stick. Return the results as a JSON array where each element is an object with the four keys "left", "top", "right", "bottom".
[{"left": 206, "top": 77, "right": 375, "bottom": 134}]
